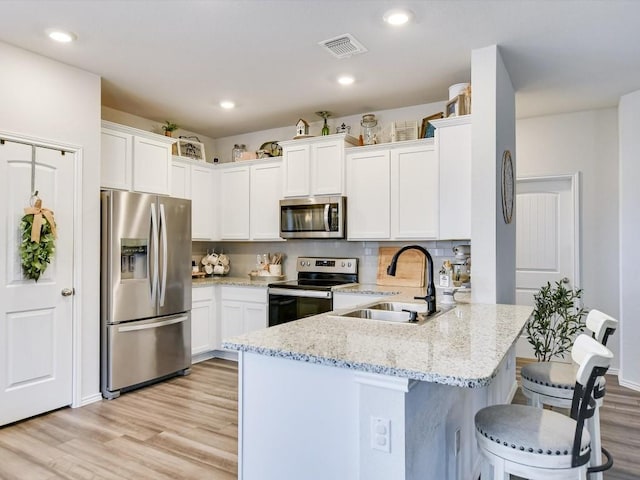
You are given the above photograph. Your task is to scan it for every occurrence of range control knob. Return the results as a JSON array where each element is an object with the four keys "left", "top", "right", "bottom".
[
  {"left": 341, "top": 261, "right": 346, "bottom": 267},
  {"left": 299, "top": 260, "right": 304, "bottom": 267},
  {"left": 348, "top": 262, "right": 352, "bottom": 268}
]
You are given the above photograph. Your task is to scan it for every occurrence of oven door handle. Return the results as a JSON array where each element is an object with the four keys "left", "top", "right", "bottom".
[{"left": 268, "top": 288, "right": 332, "bottom": 299}]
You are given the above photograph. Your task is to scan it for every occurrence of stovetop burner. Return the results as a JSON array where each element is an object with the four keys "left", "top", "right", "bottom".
[{"left": 268, "top": 256, "right": 358, "bottom": 291}]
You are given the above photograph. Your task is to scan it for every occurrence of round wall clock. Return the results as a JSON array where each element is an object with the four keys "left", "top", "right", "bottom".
[{"left": 501, "top": 150, "right": 514, "bottom": 224}]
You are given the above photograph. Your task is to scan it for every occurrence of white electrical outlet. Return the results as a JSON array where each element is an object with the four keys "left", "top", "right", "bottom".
[
  {"left": 454, "top": 428, "right": 461, "bottom": 457},
  {"left": 371, "top": 417, "right": 391, "bottom": 453}
]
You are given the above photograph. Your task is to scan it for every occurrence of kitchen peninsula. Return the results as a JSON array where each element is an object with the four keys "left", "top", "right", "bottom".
[{"left": 223, "top": 292, "right": 532, "bottom": 480}]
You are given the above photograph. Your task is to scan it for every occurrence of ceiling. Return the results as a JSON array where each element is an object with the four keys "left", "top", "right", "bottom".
[{"left": 1, "top": 1, "right": 639, "bottom": 138}]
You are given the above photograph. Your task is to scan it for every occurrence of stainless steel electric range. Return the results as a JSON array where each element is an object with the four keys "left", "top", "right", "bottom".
[{"left": 267, "top": 257, "right": 358, "bottom": 327}]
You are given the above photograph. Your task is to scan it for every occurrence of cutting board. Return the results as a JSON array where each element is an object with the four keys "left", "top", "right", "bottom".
[{"left": 376, "top": 247, "right": 426, "bottom": 287}]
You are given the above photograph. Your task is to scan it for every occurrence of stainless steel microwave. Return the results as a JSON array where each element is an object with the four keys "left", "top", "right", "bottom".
[{"left": 279, "top": 196, "right": 346, "bottom": 239}]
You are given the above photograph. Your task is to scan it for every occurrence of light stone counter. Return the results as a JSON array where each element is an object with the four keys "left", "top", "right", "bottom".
[
  {"left": 192, "top": 276, "right": 269, "bottom": 288},
  {"left": 223, "top": 297, "right": 532, "bottom": 388}
]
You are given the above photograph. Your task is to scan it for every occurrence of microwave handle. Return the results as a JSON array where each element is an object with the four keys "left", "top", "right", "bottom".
[{"left": 324, "top": 204, "right": 330, "bottom": 232}]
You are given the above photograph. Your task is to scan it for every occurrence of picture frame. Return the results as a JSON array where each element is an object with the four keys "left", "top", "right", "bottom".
[
  {"left": 420, "top": 112, "right": 444, "bottom": 138},
  {"left": 176, "top": 137, "right": 205, "bottom": 161},
  {"left": 445, "top": 94, "right": 468, "bottom": 118}
]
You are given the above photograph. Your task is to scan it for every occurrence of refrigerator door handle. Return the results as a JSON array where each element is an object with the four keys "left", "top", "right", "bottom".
[
  {"left": 150, "top": 202, "right": 159, "bottom": 304},
  {"left": 159, "top": 203, "right": 168, "bottom": 307},
  {"left": 117, "top": 314, "right": 188, "bottom": 332}
]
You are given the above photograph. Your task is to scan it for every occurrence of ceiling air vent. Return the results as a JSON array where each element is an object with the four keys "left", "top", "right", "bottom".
[{"left": 319, "top": 34, "right": 368, "bottom": 59}]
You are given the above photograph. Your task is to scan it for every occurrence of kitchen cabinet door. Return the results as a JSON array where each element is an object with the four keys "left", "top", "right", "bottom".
[
  {"left": 191, "top": 286, "right": 216, "bottom": 357},
  {"left": 132, "top": 135, "right": 172, "bottom": 195},
  {"left": 101, "top": 128, "right": 132, "bottom": 191},
  {"left": 191, "top": 164, "right": 217, "bottom": 240},
  {"left": 171, "top": 158, "right": 191, "bottom": 199},
  {"left": 250, "top": 160, "right": 283, "bottom": 240},
  {"left": 243, "top": 303, "right": 267, "bottom": 333},
  {"left": 391, "top": 144, "right": 439, "bottom": 239},
  {"left": 434, "top": 116, "right": 471, "bottom": 240},
  {"left": 346, "top": 149, "right": 391, "bottom": 239},
  {"left": 283, "top": 143, "right": 310, "bottom": 197},
  {"left": 220, "top": 166, "right": 250, "bottom": 239},
  {"left": 220, "top": 300, "right": 244, "bottom": 350},
  {"left": 311, "top": 139, "right": 344, "bottom": 195}
]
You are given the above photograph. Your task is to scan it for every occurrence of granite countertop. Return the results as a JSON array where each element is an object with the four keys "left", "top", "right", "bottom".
[
  {"left": 222, "top": 294, "right": 532, "bottom": 388},
  {"left": 192, "top": 276, "right": 269, "bottom": 288}
]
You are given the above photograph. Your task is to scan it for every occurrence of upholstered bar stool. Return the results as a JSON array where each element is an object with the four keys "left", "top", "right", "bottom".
[
  {"left": 521, "top": 308, "right": 617, "bottom": 478},
  {"left": 475, "top": 334, "right": 613, "bottom": 480}
]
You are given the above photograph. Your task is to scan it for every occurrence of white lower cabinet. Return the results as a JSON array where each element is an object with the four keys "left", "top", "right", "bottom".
[
  {"left": 220, "top": 286, "right": 268, "bottom": 351},
  {"left": 191, "top": 286, "right": 217, "bottom": 359},
  {"left": 346, "top": 140, "right": 438, "bottom": 240}
]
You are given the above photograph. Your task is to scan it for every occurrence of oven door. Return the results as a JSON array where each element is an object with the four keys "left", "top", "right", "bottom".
[{"left": 268, "top": 288, "right": 332, "bottom": 327}]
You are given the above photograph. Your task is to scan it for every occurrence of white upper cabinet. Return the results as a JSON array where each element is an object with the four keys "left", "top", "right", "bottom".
[
  {"left": 171, "top": 157, "right": 191, "bottom": 200},
  {"left": 433, "top": 115, "right": 471, "bottom": 240},
  {"left": 346, "top": 149, "right": 391, "bottom": 239},
  {"left": 190, "top": 163, "right": 217, "bottom": 240},
  {"left": 217, "top": 158, "right": 283, "bottom": 241},
  {"left": 250, "top": 160, "right": 283, "bottom": 240},
  {"left": 220, "top": 165, "right": 251, "bottom": 240},
  {"left": 346, "top": 139, "right": 438, "bottom": 241},
  {"left": 280, "top": 134, "right": 358, "bottom": 197},
  {"left": 101, "top": 120, "right": 175, "bottom": 195}
]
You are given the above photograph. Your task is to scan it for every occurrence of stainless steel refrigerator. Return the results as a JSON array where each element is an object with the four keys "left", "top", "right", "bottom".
[{"left": 100, "top": 190, "right": 192, "bottom": 399}]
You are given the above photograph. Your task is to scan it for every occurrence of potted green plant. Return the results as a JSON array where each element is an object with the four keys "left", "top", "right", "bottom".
[
  {"left": 162, "top": 121, "right": 178, "bottom": 137},
  {"left": 525, "top": 280, "right": 586, "bottom": 361}
]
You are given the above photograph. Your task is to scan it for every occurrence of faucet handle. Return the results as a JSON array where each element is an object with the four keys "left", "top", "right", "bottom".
[{"left": 402, "top": 309, "right": 419, "bottom": 323}]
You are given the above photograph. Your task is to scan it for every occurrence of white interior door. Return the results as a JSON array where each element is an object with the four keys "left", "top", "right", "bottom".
[
  {"left": 515, "top": 175, "right": 579, "bottom": 307},
  {"left": 0, "top": 140, "right": 74, "bottom": 425}
]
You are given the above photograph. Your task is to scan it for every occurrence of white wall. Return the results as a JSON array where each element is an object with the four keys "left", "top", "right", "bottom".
[
  {"left": 517, "top": 108, "right": 620, "bottom": 367},
  {"left": 618, "top": 91, "right": 640, "bottom": 387},
  {"left": 470, "top": 45, "right": 516, "bottom": 304},
  {"left": 213, "top": 102, "right": 447, "bottom": 163},
  {"left": 101, "top": 106, "right": 217, "bottom": 162},
  {"left": 0, "top": 41, "right": 101, "bottom": 402}
]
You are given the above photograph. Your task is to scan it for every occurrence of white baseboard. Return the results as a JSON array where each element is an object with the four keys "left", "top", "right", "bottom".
[
  {"left": 192, "top": 350, "right": 216, "bottom": 364},
  {"left": 78, "top": 392, "right": 103, "bottom": 407},
  {"left": 619, "top": 377, "right": 640, "bottom": 393},
  {"left": 213, "top": 349, "right": 238, "bottom": 361}
]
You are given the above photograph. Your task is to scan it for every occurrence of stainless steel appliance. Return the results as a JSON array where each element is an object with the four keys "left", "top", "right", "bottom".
[
  {"left": 268, "top": 257, "right": 358, "bottom": 326},
  {"left": 279, "top": 196, "right": 346, "bottom": 239},
  {"left": 100, "top": 190, "right": 192, "bottom": 399}
]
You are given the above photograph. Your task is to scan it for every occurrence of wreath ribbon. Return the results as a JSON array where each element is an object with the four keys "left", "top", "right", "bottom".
[{"left": 23, "top": 198, "right": 57, "bottom": 243}]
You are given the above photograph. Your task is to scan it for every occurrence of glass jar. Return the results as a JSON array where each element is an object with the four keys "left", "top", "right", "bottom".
[
  {"left": 361, "top": 114, "right": 378, "bottom": 145},
  {"left": 232, "top": 144, "right": 246, "bottom": 162}
]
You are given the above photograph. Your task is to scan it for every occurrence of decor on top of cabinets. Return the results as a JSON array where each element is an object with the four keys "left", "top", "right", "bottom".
[
  {"left": 162, "top": 121, "right": 178, "bottom": 137},
  {"left": 360, "top": 113, "right": 378, "bottom": 145},
  {"left": 294, "top": 119, "right": 310, "bottom": 139},
  {"left": 501, "top": 149, "right": 514, "bottom": 224},
  {"left": 259, "top": 141, "right": 282, "bottom": 158},
  {"left": 525, "top": 281, "right": 586, "bottom": 361},
  {"left": 177, "top": 136, "right": 205, "bottom": 161},
  {"left": 316, "top": 111, "right": 331, "bottom": 136},
  {"left": 420, "top": 112, "right": 444, "bottom": 138},
  {"left": 336, "top": 123, "right": 351, "bottom": 134}
]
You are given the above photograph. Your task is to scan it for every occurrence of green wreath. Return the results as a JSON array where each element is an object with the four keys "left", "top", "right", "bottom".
[{"left": 20, "top": 211, "right": 56, "bottom": 282}]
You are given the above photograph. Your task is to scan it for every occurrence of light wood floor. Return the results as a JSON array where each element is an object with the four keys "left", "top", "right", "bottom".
[{"left": 0, "top": 358, "right": 638, "bottom": 479}]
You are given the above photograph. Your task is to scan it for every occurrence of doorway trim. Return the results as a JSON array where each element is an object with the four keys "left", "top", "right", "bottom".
[
  {"left": 0, "top": 129, "right": 84, "bottom": 408},
  {"left": 516, "top": 172, "right": 581, "bottom": 289}
]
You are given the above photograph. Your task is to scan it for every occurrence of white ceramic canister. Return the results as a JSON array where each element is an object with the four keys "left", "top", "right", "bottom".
[{"left": 449, "top": 82, "right": 470, "bottom": 100}]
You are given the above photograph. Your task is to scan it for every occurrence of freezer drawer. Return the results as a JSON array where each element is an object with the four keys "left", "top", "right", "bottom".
[{"left": 104, "top": 313, "right": 191, "bottom": 395}]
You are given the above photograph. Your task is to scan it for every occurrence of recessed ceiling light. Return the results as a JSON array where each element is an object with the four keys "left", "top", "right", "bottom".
[
  {"left": 383, "top": 9, "right": 413, "bottom": 26},
  {"left": 220, "top": 100, "right": 235, "bottom": 109},
  {"left": 337, "top": 75, "right": 355, "bottom": 86},
  {"left": 47, "top": 30, "right": 77, "bottom": 43}
]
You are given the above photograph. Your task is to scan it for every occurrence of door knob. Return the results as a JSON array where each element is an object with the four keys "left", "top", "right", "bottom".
[
  {"left": 561, "top": 277, "right": 570, "bottom": 284},
  {"left": 61, "top": 288, "right": 74, "bottom": 297}
]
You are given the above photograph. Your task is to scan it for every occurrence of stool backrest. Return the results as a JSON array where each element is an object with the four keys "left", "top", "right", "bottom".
[
  {"left": 568, "top": 334, "right": 613, "bottom": 467},
  {"left": 586, "top": 309, "right": 618, "bottom": 346}
]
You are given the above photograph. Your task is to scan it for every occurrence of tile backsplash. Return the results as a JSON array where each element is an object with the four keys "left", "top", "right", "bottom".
[{"left": 192, "top": 239, "right": 470, "bottom": 284}]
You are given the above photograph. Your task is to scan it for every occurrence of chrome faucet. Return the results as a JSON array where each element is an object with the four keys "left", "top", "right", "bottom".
[{"left": 386, "top": 245, "right": 437, "bottom": 316}]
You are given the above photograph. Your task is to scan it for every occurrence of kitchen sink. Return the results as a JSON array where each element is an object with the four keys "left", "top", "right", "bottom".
[{"left": 333, "top": 302, "right": 452, "bottom": 325}]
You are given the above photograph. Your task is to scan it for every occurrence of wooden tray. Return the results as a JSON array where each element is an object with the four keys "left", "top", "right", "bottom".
[{"left": 376, "top": 247, "right": 425, "bottom": 287}]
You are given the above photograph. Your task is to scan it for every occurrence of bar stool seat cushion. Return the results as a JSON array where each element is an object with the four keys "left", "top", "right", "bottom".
[
  {"left": 475, "top": 404, "right": 591, "bottom": 469},
  {"left": 522, "top": 362, "right": 577, "bottom": 390}
]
